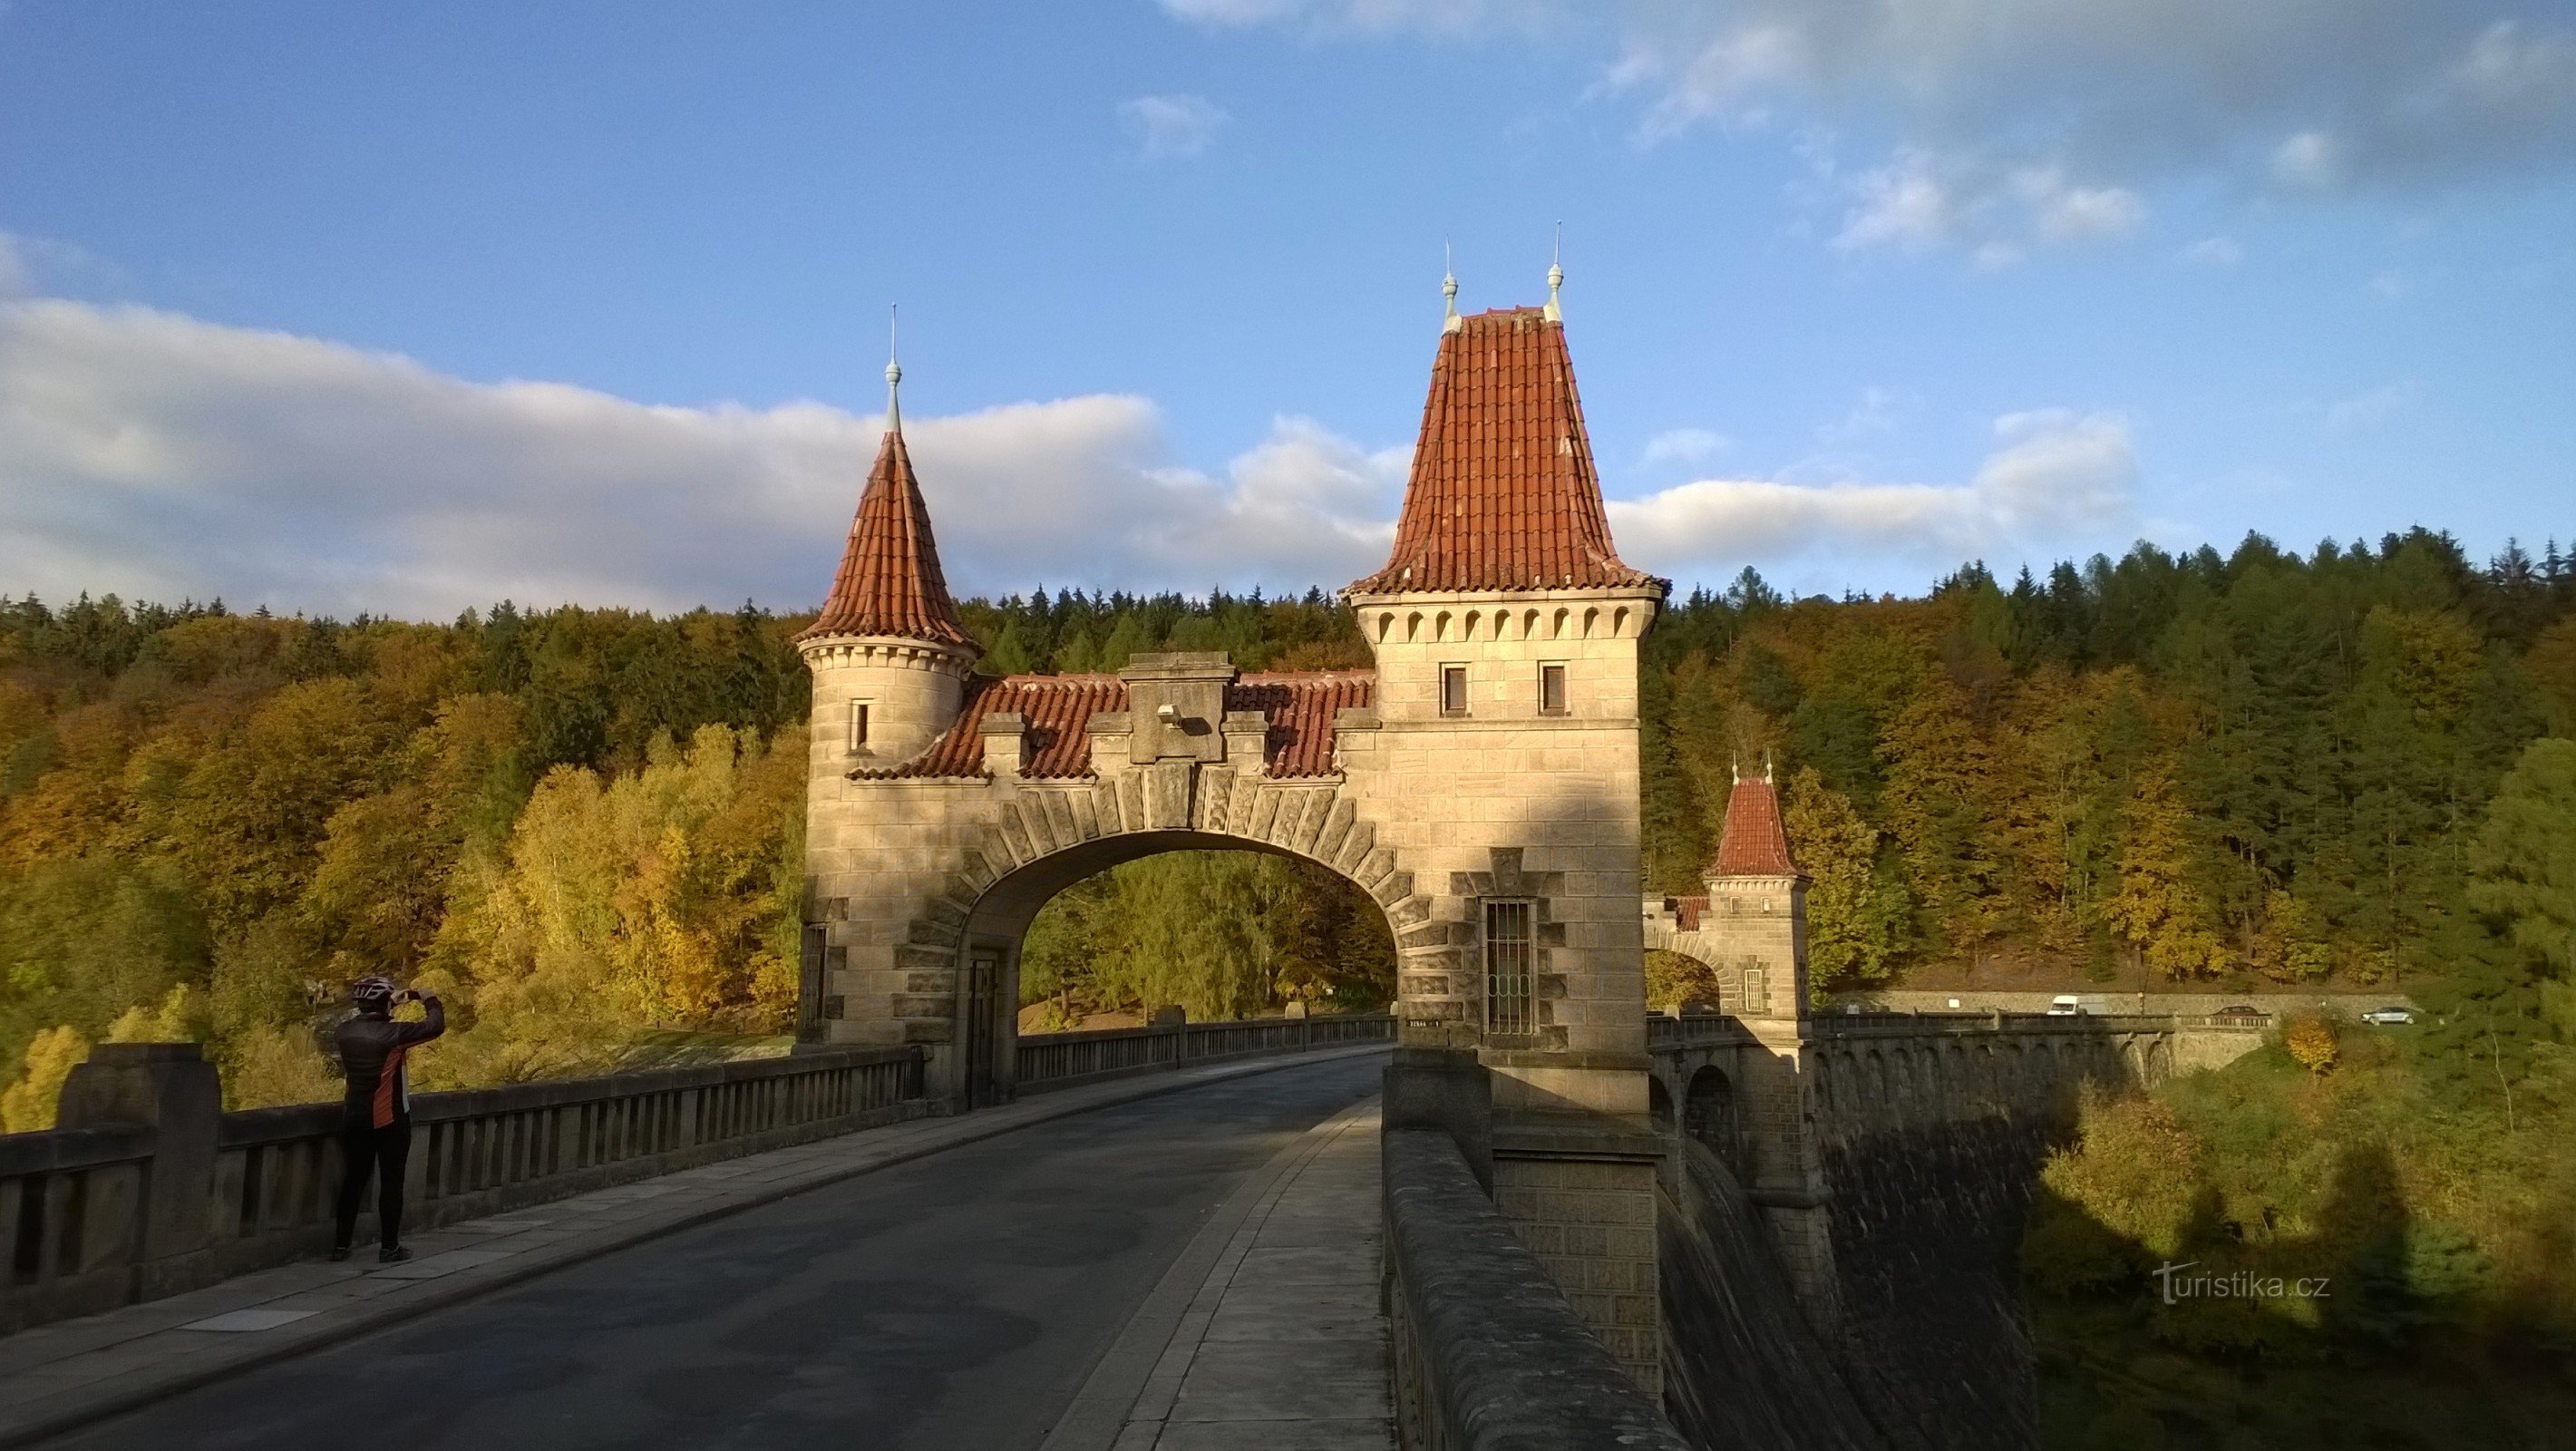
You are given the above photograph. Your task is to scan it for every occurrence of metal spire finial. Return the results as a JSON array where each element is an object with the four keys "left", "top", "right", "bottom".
[
  {"left": 1443, "top": 243, "right": 1461, "bottom": 334},
  {"left": 885, "top": 306, "right": 902, "bottom": 433},
  {"left": 1543, "top": 222, "right": 1564, "bottom": 322}
]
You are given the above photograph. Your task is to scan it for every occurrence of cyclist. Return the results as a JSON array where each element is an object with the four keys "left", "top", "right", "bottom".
[{"left": 330, "top": 975, "right": 445, "bottom": 1263}]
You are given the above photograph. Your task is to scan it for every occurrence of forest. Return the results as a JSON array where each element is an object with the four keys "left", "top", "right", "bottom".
[{"left": 2, "top": 529, "right": 2572, "bottom": 1129}]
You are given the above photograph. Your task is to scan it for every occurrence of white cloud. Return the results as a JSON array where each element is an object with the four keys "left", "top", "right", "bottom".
[
  {"left": 1117, "top": 93, "right": 1231, "bottom": 161},
  {"left": 1640, "top": 426, "right": 1729, "bottom": 468},
  {"left": 2017, "top": 167, "right": 2146, "bottom": 242},
  {"left": 1823, "top": 146, "right": 2143, "bottom": 259},
  {"left": 1173, "top": 1, "right": 2576, "bottom": 256},
  {"left": 0, "top": 297, "right": 2149, "bottom": 618},
  {"left": 2183, "top": 235, "right": 2245, "bottom": 267},
  {"left": 0, "top": 299, "right": 1403, "bottom": 618},
  {"left": 1607, "top": 410, "right": 2138, "bottom": 579}
]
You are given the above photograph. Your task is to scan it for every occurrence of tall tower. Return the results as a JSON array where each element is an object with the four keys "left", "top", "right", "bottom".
[{"left": 1340, "top": 266, "right": 1672, "bottom": 1387}]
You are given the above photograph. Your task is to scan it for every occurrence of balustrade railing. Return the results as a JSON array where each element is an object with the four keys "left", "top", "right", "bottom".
[
  {"left": 0, "top": 1043, "right": 924, "bottom": 1334},
  {"left": 1015, "top": 1011, "right": 1394, "bottom": 1090}
]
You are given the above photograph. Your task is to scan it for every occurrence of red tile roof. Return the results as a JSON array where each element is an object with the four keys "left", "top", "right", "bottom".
[
  {"left": 1708, "top": 775, "right": 1801, "bottom": 878},
  {"left": 859, "top": 671, "right": 1374, "bottom": 781},
  {"left": 798, "top": 429, "right": 975, "bottom": 649},
  {"left": 1350, "top": 307, "right": 1662, "bottom": 596},
  {"left": 1231, "top": 672, "right": 1374, "bottom": 778},
  {"left": 1667, "top": 895, "right": 1711, "bottom": 932}
]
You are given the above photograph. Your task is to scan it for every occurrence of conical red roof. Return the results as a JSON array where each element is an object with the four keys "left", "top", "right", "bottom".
[
  {"left": 799, "top": 429, "right": 975, "bottom": 649},
  {"left": 1709, "top": 774, "right": 1801, "bottom": 878},
  {"left": 1350, "top": 307, "right": 1661, "bottom": 596}
]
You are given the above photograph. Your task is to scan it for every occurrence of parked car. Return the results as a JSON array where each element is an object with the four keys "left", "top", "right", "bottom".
[
  {"left": 2212, "top": 1004, "right": 2270, "bottom": 1026},
  {"left": 2360, "top": 1006, "right": 2416, "bottom": 1026},
  {"left": 2046, "top": 994, "right": 2086, "bottom": 1017}
]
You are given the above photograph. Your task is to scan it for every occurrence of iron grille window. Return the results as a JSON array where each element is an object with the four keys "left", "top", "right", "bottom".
[
  {"left": 849, "top": 700, "right": 871, "bottom": 754},
  {"left": 1540, "top": 663, "right": 1568, "bottom": 715},
  {"left": 1485, "top": 899, "right": 1535, "bottom": 1037},
  {"left": 1441, "top": 665, "right": 1469, "bottom": 716}
]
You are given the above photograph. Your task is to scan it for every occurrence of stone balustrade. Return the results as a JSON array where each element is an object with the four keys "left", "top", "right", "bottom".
[
  {"left": 0, "top": 1042, "right": 926, "bottom": 1335},
  {"left": 1014, "top": 1012, "right": 1395, "bottom": 1091}
]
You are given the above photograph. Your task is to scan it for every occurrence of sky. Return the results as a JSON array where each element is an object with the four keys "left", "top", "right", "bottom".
[{"left": 2, "top": 0, "right": 2572, "bottom": 619}]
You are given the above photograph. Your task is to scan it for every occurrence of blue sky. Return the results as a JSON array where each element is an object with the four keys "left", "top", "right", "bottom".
[{"left": 3, "top": 0, "right": 2571, "bottom": 618}]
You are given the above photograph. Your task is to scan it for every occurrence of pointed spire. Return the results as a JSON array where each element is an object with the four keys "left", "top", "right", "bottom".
[
  {"left": 1543, "top": 223, "right": 1563, "bottom": 322},
  {"left": 885, "top": 305, "right": 902, "bottom": 433},
  {"left": 1708, "top": 772, "right": 1802, "bottom": 879},
  {"left": 1348, "top": 276, "right": 1662, "bottom": 598},
  {"left": 1443, "top": 244, "right": 1461, "bottom": 334},
  {"left": 796, "top": 330, "right": 975, "bottom": 652}
]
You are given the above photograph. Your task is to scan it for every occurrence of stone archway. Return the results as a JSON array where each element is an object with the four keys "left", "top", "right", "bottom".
[{"left": 922, "top": 811, "right": 1427, "bottom": 1102}]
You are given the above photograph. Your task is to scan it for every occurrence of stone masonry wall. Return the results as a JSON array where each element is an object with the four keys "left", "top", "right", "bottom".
[{"left": 1491, "top": 1154, "right": 1664, "bottom": 1393}]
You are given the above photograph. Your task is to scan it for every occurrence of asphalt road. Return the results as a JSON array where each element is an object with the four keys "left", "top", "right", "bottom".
[{"left": 50, "top": 1055, "right": 1385, "bottom": 1451}]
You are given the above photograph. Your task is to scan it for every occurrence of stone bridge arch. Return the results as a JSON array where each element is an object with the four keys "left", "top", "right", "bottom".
[{"left": 891, "top": 766, "right": 1450, "bottom": 1102}]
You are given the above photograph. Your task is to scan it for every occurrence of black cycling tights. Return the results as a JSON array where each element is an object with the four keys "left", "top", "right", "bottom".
[{"left": 333, "top": 1118, "right": 413, "bottom": 1251}]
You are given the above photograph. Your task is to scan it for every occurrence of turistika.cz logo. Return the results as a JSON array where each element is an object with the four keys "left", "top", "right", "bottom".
[{"left": 2151, "top": 1261, "right": 2331, "bottom": 1306}]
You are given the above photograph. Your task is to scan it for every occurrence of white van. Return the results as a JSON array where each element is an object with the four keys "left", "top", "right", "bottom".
[{"left": 2046, "top": 994, "right": 2085, "bottom": 1017}]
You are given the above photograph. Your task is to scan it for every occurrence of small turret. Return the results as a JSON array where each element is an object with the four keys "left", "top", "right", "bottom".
[
  {"left": 798, "top": 328, "right": 978, "bottom": 770},
  {"left": 1700, "top": 768, "right": 1809, "bottom": 1018}
]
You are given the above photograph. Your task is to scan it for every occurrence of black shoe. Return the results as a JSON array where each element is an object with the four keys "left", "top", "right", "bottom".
[
  {"left": 327, "top": 1245, "right": 352, "bottom": 1263},
  {"left": 378, "top": 1245, "right": 413, "bottom": 1265}
]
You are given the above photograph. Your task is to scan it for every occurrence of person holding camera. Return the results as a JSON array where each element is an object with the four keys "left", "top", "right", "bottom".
[{"left": 330, "top": 975, "right": 445, "bottom": 1263}]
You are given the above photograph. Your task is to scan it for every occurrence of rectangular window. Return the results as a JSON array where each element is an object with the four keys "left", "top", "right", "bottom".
[
  {"left": 1441, "top": 665, "right": 1469, "bottom": 716},
  {"left": 1539, "top": 663, "right": 1568, "bottom": 716},
  {"left": 1484, "top": 900, "right": 1534, "bottom": 1037},
  {"left": 848, "top": 700, "right": 871, "bottom": 754}
]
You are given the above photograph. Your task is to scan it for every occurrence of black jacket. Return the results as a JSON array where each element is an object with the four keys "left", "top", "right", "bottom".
[{"left": 335, "top": 998, "right": 444, "bottom": 1128}]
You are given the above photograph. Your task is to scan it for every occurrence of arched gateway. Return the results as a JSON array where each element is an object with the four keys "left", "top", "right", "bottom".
[{"left": 793, "top": 279, "right": 1672, "bottom": 1379}]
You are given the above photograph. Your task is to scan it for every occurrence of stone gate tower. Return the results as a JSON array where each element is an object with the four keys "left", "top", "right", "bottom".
[{"left": 797, "top": 271, "right": 1672, "bottom": 1383}]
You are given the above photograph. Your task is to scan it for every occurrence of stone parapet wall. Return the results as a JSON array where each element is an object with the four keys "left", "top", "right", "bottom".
[
  {"left": 1852, "top": 988, "right": 2411, "bottom": 1018},
  {"left": 0, "top": 1043, "right": 926, "bottom": 1336},
  {"left": 1382, "top": 1127, "right": 1689, "bottom": 1451}
]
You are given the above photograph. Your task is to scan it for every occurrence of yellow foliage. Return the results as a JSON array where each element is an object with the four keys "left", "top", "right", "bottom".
[
  {"left": 219, "top": 1025, "right": 343, "bottom": 1111},
  {"left": 104, "top": 983, "right": 206, "bottom": 1045},
  {"left": 1, "top": 1026, "right": 91, "bottom": 1133},
  {"left": 2037, "top": 1084, "right": 2206, "bottom": 1263},
  {"left": 2285, "top": 1015, "right": 2339, "bottom": 1075},
  {"left": 1645, "top": 949, "right": 1721, "bottom": 1010},
  {"left": 442, "top": 724, "right": 802, "bottom": 1059},
  {"left": 2105, "top": 757, "right": 2230, "bottom": 979}
]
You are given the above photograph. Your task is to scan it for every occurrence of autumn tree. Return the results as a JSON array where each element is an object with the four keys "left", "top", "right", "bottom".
[
  {"left": 1781, "top": 767, "right": 1908, "bottom": 991},
  {"left": 2104, "top": 758, "right": 2229, "bottom": 979}
]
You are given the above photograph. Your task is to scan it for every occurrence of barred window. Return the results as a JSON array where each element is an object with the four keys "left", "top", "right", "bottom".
[{"left": 1485, "top": 900, "right": 1535, "bottom": 1037}]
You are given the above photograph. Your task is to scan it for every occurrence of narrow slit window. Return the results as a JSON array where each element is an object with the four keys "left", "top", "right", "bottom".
[
  {"left": 1441, "top": 665, "right": 1469, "bottom": 716},
  {"left": 1484, "top": 900, "right": 1534, "bottom": 1037},
  {"left": 1540, "top": 663, "right": 1568, "bottom": 716},
  {"left": 849, "top": 701, "right": 871, "bottom": 754}
]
